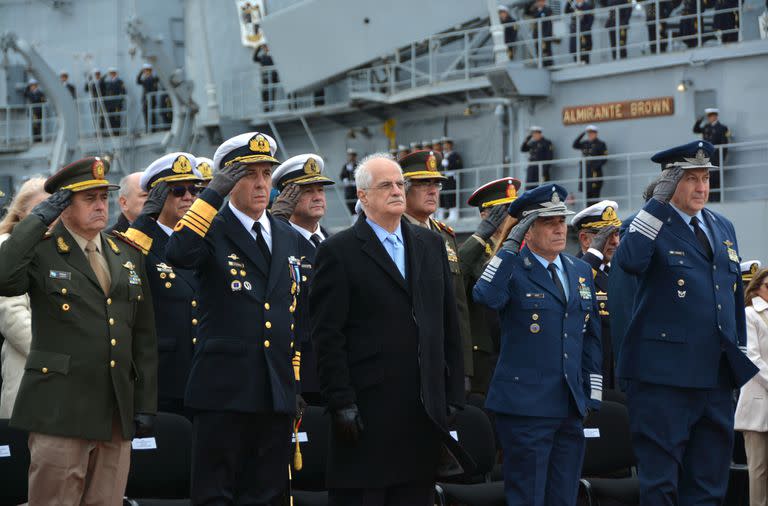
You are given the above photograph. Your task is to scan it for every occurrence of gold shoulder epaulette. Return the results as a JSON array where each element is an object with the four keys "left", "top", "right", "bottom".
[
  {"left": 433, "top": 219, "right": 455, "bottom": 236},
  {"left": 112, "top": 230, "right": 149, "bottom": 256}
]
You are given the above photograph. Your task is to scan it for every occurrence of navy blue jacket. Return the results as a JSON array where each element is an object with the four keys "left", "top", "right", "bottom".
[
  {"left": 614, "top": 199, "right": 757, "bottom": 388},
  {"left": 473, "top": 246, "right": 602, "bottom": 418},
  {"left": 166, "top": 188, "right": 309, "bottom": 414}
]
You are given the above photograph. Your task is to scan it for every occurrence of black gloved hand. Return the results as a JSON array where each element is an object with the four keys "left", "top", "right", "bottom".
[
  {"left": 295, "top": 394, "right": 307, "bottom": 418},
  {"left": 134, "top": 413, "right": 155, "bottom": 438},
  {"left": 474, "top": 204, "right": 507, "bottom": 241},
  {"left": 332, "top": 404, "right": 364, "bottom": 445},
  {"left": 208, "top": 161, "right": 250, "bottom": 198},
  {"left": 652, "top": 167, "right": 685, "bottom": 203},
  {"left": 502, "top": 211, "right": 538, "bottom": 254},
  {"left": 139, "top": 182, "right": 169, "bottom": 219},
  {"left": 270, "top": 183, "right": 302, "bottom": 222},
  {"left": 590, "top": 225, "right": 618, "bottom": 255},
  {"left": 30, "top": 189, "right": 72, "bottom": 226},
  {"left": 641, "top": 178, "right": 660, "bottom": 202}
]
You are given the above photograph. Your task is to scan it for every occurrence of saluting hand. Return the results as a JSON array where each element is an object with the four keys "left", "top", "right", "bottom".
[
  {"left": 139, "top": 181, "right": 169, "bottom": 219},
  {"left": 208, "top": 161, "right": 250, "bottom": 198},
  {"left": 652, "top": 167, "right": 685, "bottom": 204},
  {"left": 503, "top": 211, "right": 539, "bottom": 254},
  {"left": 30, "top": 189, "right": 72, "bottom": 226},
  {"left": 270, "top": 183, "right": 302, "bottom": 222},
  {"left": 590, "top": 225, "right": 618, "bottom": 256},
  {"left": 474, "top": 204, "right": 507, "bottom": 242},
  {"left": 332, "top": 404, "right": 364, "bottom": 445}
]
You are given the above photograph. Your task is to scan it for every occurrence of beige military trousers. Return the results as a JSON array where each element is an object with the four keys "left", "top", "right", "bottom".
[{"left": 27, "top": 416, "right": 131, "bottom": 506}]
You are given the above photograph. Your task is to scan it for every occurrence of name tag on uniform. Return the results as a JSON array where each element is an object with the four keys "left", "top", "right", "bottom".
[
  {"left": 49, "top": 270, "right": 71, "bottom": 280},
  {"left": 525, "top": 293, "right": 545, "bottom": 299},
  {"left": 131, "top": 437, "right": 157, "bottom": 450},
  {"left": 584, "top": 428, "right": 601, "bottom": 438},
  {"left": 0, "top": 445, "right": 10, "bottom": 457},
  {"left": 291, "top": 432, "right": 308, "bottom": 443}
]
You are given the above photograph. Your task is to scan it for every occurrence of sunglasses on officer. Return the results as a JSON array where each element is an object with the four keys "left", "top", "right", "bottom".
[{"left": 168, "top": 184, "right": 201, "bottom": 198}]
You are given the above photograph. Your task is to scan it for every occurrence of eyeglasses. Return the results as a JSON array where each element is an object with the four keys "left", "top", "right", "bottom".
[
  {"left": 367, "top": 180, "right": 405, "bottom": 191},
  {"left": 410, "top": 181, "right": 443, "bottom": 190},
  {"left": 169, "top": 184, "right": 201, "bottom": 197}
]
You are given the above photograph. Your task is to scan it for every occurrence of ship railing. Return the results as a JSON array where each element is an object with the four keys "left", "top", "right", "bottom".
[
  {"left": 137, "top": 90, "right": 173, "bottom": 134},
  {"left": 345, "top": 0, "right": 745, "bottom": 97},
  {"left": 337, "top": 140, "right": 768, "bottom": 221}
]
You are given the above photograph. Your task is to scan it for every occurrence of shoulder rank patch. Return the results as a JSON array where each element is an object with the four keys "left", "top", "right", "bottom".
[
  {"left": 56, "top": 236, "right": 70, "bottom": 253},
  {"left": 433, "top": 219, "right": 455, "bottom": 237},
  {"left": 110, "top": 231, "right": 145, "bottom": 255},
  {"left": 106, "top": 237, "right": 120, "bottom": 254}
]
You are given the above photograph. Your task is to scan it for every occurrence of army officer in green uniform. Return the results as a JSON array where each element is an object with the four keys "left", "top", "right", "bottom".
[
  {"left": 460, "top": 177, "right": 521, "bottom": 394},
  {"left": 399, "top": 149, "right": 473, "bottom": 388},
  {"left": 0, "top": 157, "right": 157, "bottom": 505}
]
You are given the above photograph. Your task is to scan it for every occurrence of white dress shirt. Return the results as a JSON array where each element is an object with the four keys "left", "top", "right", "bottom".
[
  {"left": 290, "top": 221, "right": 325, "bottom": 244},
  {"left": 228, "top": 201, "right": 272, "bottom": 251}
]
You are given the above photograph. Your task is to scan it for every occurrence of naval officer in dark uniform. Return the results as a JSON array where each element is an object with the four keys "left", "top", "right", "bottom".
[
  {"left": 113, "top": 152, "right": 203, "bottom": 417},
  {"left": 166, "top": 132, "right": 308, "bottom": 504},
  {"left": 571, "top": 200, "right": 622, "bottom": 390},
  {"left": 399, "top": 149, "right": 473, "bottom": 389},
  {"left": 693, "top": 108, "right": 730, "bottom": 202},
  {"left": 461, "top": 177, "right": 521, "bottom": 395},
  {"left": 572, "top": 125, "right": 608, "bottom": 204},
  {"left": 269, "top": 153, "right": 336, "bottom": 406},
  {"left": 521, "top": 126, "right": 554, "bottom": 188},
  {"left": 474, "top": 184, "right": 602, "bottom": 506},
  {"left": 0, "top": 157, "right": 157, "bottom": 504},
  {"left": 614, "top": 140, "right": 758, "bottom": 505}
]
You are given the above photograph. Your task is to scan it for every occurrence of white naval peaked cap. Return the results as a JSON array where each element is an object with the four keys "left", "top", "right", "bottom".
[
  {"left": 529, "top": 126, "right": 543, "bottom": 132},
  {"left": 213, "top": 132, "right": 280, "bottom": 171},
  {"left": 140, "top": 152, "right": 201, "bottom": 191},
  {"left": 704, "top": 108, "right": 719, "bottom": 114},
  {"left": 196, "top": 156, "right": 214, "bottom": 180},
  {"left": 272, "top": 153, "right": 334, "bottom": 191},
  {"left": 585, "top": 124, "right": 599, "bottom": 132},
  {"left": 571, "top": 200, "right": 621, "bottom": 229}
]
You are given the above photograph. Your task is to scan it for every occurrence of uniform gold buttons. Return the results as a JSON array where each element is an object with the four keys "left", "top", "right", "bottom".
[
  {"left": 240, "top": 270, "right": 246, "bottom": 277},
  {"left": 677, "top": 279, "right": 685, "bottom": 286},
  {"left": 169, "top": 273, "right": 176, "bottom": 279},
  {"left": 61, "top": 288, "right": 68, "bottom": 295},
  {"left": 290, "top": 341, "right": 294, "bottom": 348},
  {"left": 109, "top": 318, "right": 115, "bottom": 325},
  {"left": 160, "top": 272, "right": 167, "bottom": 279},
  {"left": 291, "top": 323, "right": 295, "bottom": 331},
  {"left": 230, "top": 269, "right": 237, "bottom": 276},
  {"left": 192, "top": 337, "right": 197, "bottom": 344},
  {"left": 473, "top": 345, "right": 479, "bottom": 351},
  {"left": 106, "top": 298, "right": 112, "bottom": 305},
  {"left": 110, "top": 360, "right": 116, "bottom": 368},
  {"left": 302, "top": 276, "right": 307, "bottom": 282},
  {"left": 165, "top": 282, "right": 172, "bottom": 289},
  {"left": 111, "top": 339, "right": 117, "bottom": 346},
  {"left": 264, "top": 340, "right": 271, "bottom": 348},
  {"left": 192, "top": 318, "right": 198, "bottom": 326},
  {"left": 42, "top": 367, "right": 48, "bottom": 374},
  {"left": 62, "top": 303, "right": 70, "bottom": 311},
  {"left": 532, "top": 313, "right": 539, "bottom": 321},
  {"left": 265, "top": 321, "right": 272, "bottom": 329},
  {"left": 264, "top": 302, "right": 270, "bottom": 310},
  {"left": 191, "top": 300, "right": 197, "bottom": 307},
  {"left": 138, "top": 295, "right": 143, "bottom": 301}
]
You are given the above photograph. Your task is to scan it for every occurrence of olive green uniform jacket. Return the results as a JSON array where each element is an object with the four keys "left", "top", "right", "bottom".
[{"left": 0, "top": 217, "right": 157, "bottom": 441}]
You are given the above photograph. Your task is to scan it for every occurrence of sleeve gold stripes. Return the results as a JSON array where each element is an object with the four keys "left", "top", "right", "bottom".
[
  {"left": 122, "top": 228, "right": 153, "bottom": 255},
  {"left": 292, "top": 351, "right": 301, "bottom": 381},
  {"left": 174, "top": 198, "right": 218, "bottom": 237}
]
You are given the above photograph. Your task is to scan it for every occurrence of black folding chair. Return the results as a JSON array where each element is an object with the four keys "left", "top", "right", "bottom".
[
  {"left": 0, "top": 419, "right": 30, "bottom": 505},
  {"left": 292, "top": 405, "right": 329, "bottom": 506},
  {"left": 580, "top": 401, "right": 639, "bottom": 506},
  {"left": 437, "top": 405, "right": 505, "bottom": 506},
  {"left": 124, "top": 412, "right": 192, "bottom": 505}
]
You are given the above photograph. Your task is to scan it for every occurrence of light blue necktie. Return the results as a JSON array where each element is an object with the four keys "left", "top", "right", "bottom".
[{"left": 386, "top": 234, "right": 406, "bottom": 279}]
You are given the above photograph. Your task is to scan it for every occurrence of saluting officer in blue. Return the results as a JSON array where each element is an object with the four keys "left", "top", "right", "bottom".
[
  {"left": 614, "top": 140, "right": 758, "bottom": 506},
  {"left": 474, "top": 184, "right": 602, "bottom": 506}
]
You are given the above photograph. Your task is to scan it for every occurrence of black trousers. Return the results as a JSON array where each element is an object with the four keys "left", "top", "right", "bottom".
[
  {"left": 328, "top": 482, "right": 435, "bottom": 506},
  {"left": 191, "top": 411, "right": 292, "bottom": 505}
]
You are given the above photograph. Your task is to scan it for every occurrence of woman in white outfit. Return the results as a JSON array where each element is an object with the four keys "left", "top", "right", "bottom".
[
  {"left": 0, "top": 177, "right": 48, "bottom": 418},
  {"left": 736, "top": 267, "right": 768, "bottom": 506}
]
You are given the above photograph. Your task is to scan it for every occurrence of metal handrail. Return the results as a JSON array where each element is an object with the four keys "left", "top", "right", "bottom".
[{"left": 335, "top": 140, "right": 768, "bottom": 221}]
